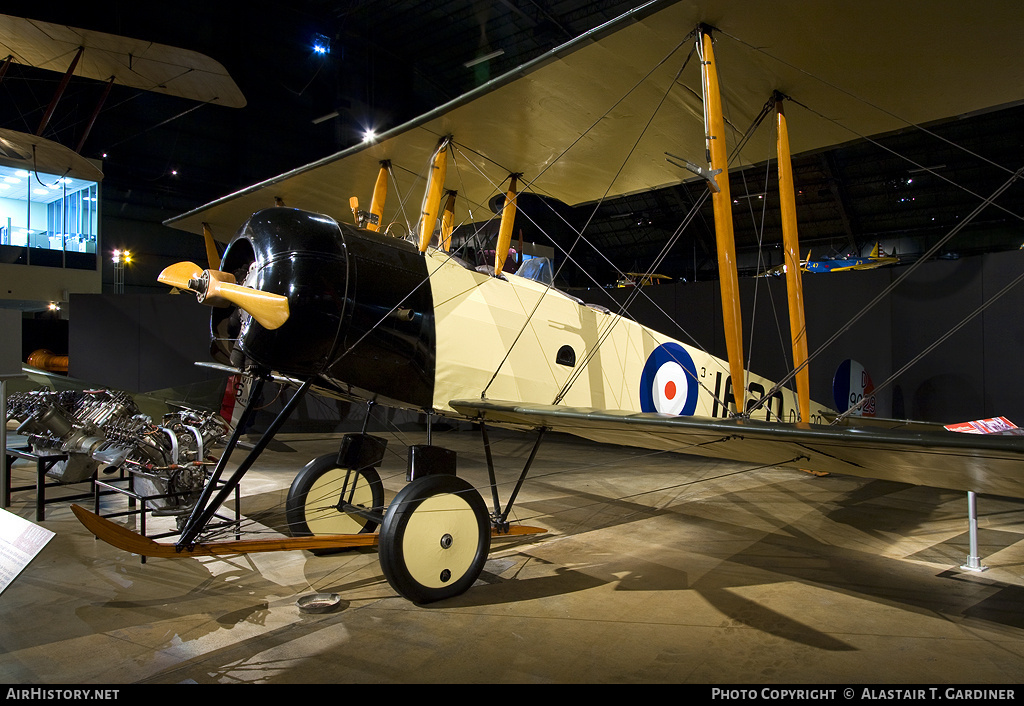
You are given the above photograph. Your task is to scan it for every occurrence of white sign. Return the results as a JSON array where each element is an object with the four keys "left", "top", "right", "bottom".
[{"left": 0, "top": 508, "right": 55, "bottom": 595}]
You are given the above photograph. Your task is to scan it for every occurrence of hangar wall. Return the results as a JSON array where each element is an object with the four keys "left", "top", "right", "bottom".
[
  {"left": 68, "top": 293, "right": 222, "bottom": 395},
  {"left": 0, "top": 308, "right": 22, "bottom": 376}
]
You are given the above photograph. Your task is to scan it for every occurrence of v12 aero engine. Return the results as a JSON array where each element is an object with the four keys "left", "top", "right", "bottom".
[{"left": 7, "top": 388, "right": 228, "bottom": 521}]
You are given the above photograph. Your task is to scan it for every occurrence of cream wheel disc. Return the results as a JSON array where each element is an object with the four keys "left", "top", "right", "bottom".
[
  {"left": 285, "top": 454, "right": 384, "bottom": 546},
  {"left": 305, "top": 467, "right": 378, "bottom": 535},
  {"left": 400, "top": 493, "right": 480, "bottom": 588},
  {"left": 379, "top": 474, "right": 491, "bottom": 604}
]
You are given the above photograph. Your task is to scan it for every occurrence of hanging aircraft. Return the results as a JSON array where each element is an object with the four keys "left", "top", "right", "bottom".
[
  {"left": 760, "top": 243, "right": 898, "bottom": 276},
  {"left": 71, "top": 0, "right": 1024, "bottom": 605},
  {"left": 802, "top": 243, "right": 899, "bottom": 274}
]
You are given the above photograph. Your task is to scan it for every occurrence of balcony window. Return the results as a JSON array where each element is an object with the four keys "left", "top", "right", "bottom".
[{"left": 0, "top": 165, "right": 99, "bottom": 269}]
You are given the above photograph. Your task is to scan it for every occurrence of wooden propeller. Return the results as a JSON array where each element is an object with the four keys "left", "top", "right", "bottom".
[
  {"left": 158, "top": 261, "right": 291, "bottom": 331},
  {"left": 158, "top": 260, "right": 204, "bottom": 289}
]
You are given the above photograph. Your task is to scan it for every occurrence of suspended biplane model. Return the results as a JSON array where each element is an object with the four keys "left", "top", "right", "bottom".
[
  {"left": 0, "top": 12, "right": 245, "bottom": 179},
  {"left": 73, "top": 0, "right": 1024, "bottom": 604}
]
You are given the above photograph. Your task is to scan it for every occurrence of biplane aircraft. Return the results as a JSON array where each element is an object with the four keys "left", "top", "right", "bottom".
[{"left": 72, "top": 0, "right": 1024, "bottom": 604}]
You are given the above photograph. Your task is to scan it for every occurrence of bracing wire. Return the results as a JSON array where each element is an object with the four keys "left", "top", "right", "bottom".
[{"left": 749, "top": 164, "right": 1024, "bottom": 419}]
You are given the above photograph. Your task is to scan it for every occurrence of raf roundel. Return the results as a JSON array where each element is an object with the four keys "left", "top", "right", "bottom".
[{"left": 639, "top": 342, "right": 699, "bottom": 416}]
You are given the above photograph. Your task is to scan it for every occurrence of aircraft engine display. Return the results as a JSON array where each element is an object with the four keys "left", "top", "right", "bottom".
[{"left": 6, "top": 388, "right": 228, "bottom": 519}]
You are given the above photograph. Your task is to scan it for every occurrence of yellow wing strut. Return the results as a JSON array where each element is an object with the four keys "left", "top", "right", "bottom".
[
  {"left": 418, "top": 137, "right": 449, "bottom": 252},
  {"left": 368, "top": 160, "right": 389, "bottom": 232},
  {"left": 776, "top": 96, "right": 811, "bottom": 423},
  {"left": 700, "top": 27, "right": 745, "bottom": 414},
  {"left": 494, "top": 175, "right": 519, "bottom": 275},
  {"left": 201, "top": 222, "right": 221, "bottom": 270},
  {"left": 440, "top": 190, "right": 457, "bottom": 252}
]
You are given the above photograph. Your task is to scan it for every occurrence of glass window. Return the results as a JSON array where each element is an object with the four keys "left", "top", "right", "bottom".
[{"left": 0, "top": 164, "right": 99, "bottom": 268}]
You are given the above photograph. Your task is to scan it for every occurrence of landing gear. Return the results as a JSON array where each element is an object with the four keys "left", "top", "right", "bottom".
[
  {"left": 286, "top": 453, "right": 384, "bottom": 545},
  {"left": 378, "top": 473, "right": 491, "bottom": 604}
]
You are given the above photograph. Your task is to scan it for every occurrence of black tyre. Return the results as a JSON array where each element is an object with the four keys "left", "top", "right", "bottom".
[
  {"left": 378, "top": 474, "right": 491, "bottom": 604},
  {"left": 285, "top": 453, "right": 384, "bottom": 545}
]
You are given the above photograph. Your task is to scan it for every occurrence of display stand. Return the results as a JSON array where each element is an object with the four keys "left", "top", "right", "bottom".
[{"left": 93, "top": 469, "right": 240, "bottom": 563}]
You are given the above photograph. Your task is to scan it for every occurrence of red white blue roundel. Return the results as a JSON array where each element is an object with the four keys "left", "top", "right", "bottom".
[{"left": 640, "top": 342, "right": 699, "bottom": 416}]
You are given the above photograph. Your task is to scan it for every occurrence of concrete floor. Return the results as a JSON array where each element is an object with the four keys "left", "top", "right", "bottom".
[{"left": 3, "top": 425, "right": 1024, "bottom": 684}]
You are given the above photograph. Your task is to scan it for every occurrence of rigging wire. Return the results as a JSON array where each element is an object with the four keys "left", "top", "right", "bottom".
[
  {"left": 717, "top": 27, "right": 1023, "bottom": 182},
  {"left": 192, "top": 418, "right": 795, "bottom": 544},
  {"left": 786, "top": 96, "right": 1024, "bottom": 226},
  {"left": 834, "top": 264, "right": 1024, "bottom": 423},
  {"left": 749, "top": 164, "right": 1024, "bottom": 419},
  {"left": 553, "top": 92, "right": 778, "bottom": 410}
]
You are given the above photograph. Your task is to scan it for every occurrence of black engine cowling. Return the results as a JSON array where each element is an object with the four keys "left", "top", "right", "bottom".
[{"left": 214, "top": 208, "right": 436, "bottom": 409}]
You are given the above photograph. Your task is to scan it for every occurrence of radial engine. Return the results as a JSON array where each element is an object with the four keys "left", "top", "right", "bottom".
[{"left": 6, "top": 388, "right": 229, "bottom": 519}]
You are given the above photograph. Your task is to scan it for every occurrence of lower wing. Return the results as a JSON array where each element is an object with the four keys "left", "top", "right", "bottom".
[{"left": 450, "top": 399, "right": 1024, "bottom": 498}]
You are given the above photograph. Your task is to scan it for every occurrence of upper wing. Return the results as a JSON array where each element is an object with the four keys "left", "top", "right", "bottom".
[
  {"left": 164, "top": 0, "right": 1024, "bottom": 241},
  {"left": 450, "top": 398, "right": 1024, "bottom": 499},
  {"left": 0, "top": 128, "right": 102, "bottom": 182},
  {"left": 0, "top": 14, "right": 245, "bottom": 107}
]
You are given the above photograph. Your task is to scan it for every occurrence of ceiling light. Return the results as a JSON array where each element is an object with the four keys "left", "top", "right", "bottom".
[
  {"left": 313, "top": 34, "right": 331, "bottom": 55},
  {"left": 464, "top": 49, "right": 504, "bottom": 68},
  {"left": 312, "top": 111, "right": 339, "bottom": 125}
]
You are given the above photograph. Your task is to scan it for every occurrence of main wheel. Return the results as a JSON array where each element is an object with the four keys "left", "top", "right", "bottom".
[
  {"left": 378, "top": 474, "right": 491, "bottom": 604},
  {"left": 286, "top": 454, "right": 384, "bottom": 549}
]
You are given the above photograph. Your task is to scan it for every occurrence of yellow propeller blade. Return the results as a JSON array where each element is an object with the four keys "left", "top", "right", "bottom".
[
  {"left": 157, "top": 261, "right": 204, "bottom": 289},
  {"left": 212, "top": 281, "right": 291, "bottom": 331},
  {"left": 157, "top": 261, "right": 290, "bottom": 331}
]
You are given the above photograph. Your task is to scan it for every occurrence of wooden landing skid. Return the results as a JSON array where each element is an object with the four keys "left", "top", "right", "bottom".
[{"left": 71, "top": 505, "right": 546, "bottom": 559}]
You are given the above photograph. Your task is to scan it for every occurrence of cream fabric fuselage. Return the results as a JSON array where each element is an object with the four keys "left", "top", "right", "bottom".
[{"left": 424, "top": 249, "right": 830, "bottom": 424}]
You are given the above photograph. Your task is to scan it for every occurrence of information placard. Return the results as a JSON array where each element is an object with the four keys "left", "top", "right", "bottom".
[{"left": 0, "top": 508, "right": 55, "bottom": 595}]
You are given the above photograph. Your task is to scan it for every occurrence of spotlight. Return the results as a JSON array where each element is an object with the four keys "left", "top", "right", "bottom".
[{"left": 313, "top": 33, "right": 331, "bottom": 55}]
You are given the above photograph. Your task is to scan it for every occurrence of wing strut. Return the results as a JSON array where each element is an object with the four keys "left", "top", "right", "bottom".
[
  {"left": 494, "top": 174, "right": 520, "bottom": 275},
  {"left": 699, "top": 26, "right": 745, "bottom": 413},
  {"left": 440, "top": 190, "right": 457, "bottom": 251},
  {"left": 368, "top": 160, "right": 389, "bottom": 232},
  {"left": 418, "top": 137, "right": 450, "bottom": 252},
  {"left": 201, "top": 222, "right": 221, "bottom": 270},
  {"left": 775, "top": 94, "right": 811, "bottom": 423}
]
